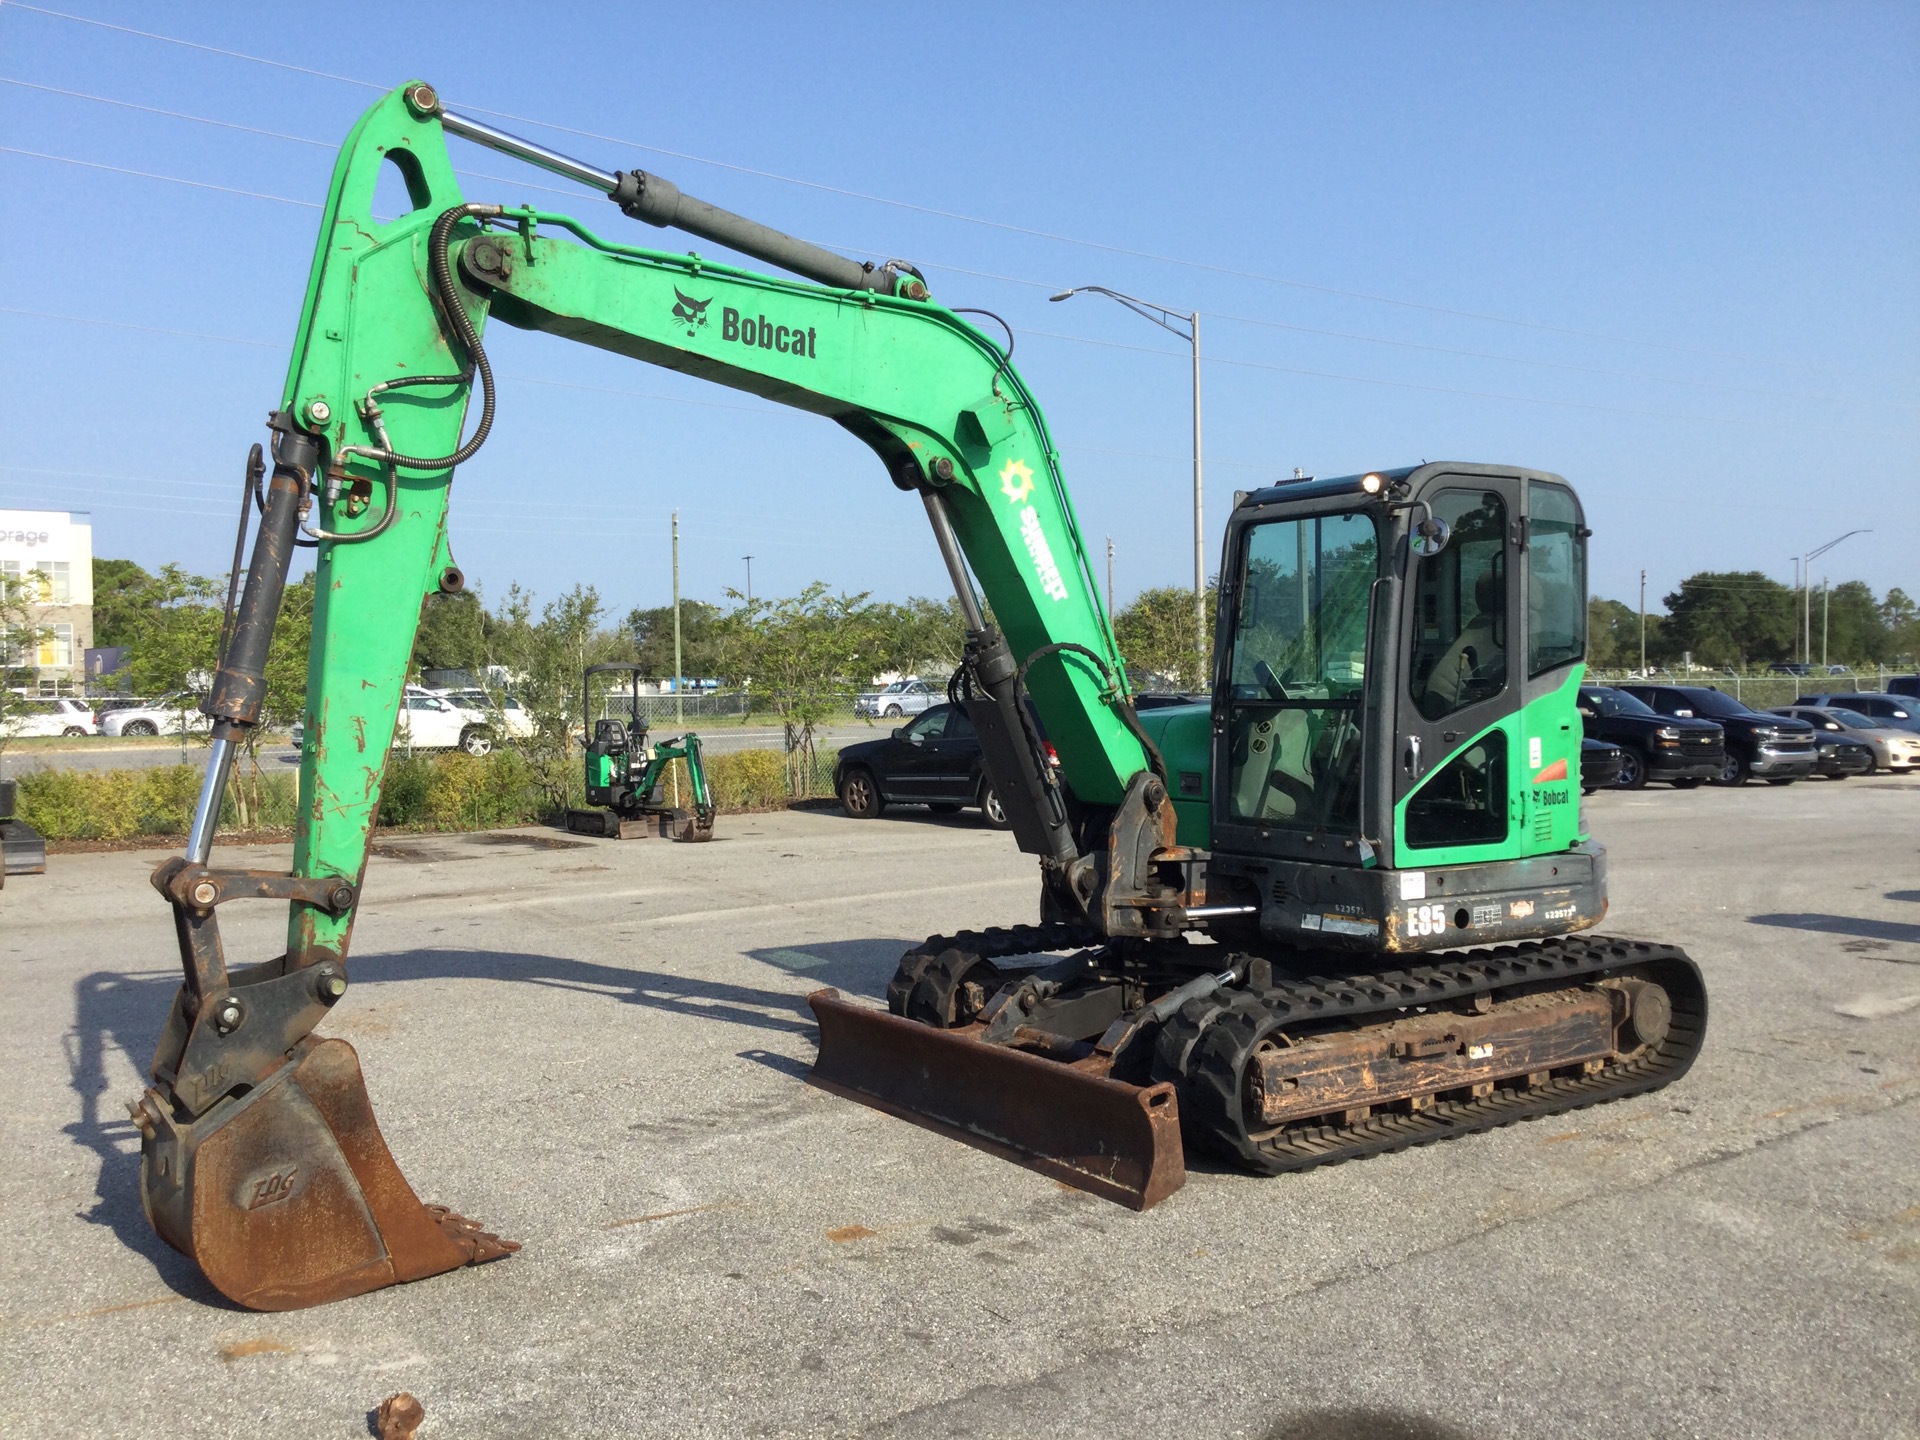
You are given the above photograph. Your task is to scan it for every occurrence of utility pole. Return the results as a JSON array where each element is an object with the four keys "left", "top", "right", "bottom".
[
  {"left": 672, "top": 511, "right": 683, "bottom": 725},
  {"left": 743, "top": 554, "right": 754, "bottom": 608},
  {"left": 1639, "top": 568, "right": 1647, "bottom": 674},
  {"left": 1105, "top": 536, "right": 1115, "bottom": 620},
  {"left": 1190, "top": 311, "right": 1205, "bottom": 679},
  {"left": 1821, "top": 577, "right": 1830, "bottom": 669}
]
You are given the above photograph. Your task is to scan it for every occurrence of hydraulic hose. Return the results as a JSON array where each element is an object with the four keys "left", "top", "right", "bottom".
[{"left": 349, "top": 202, "right": 503, "bottom": 472}]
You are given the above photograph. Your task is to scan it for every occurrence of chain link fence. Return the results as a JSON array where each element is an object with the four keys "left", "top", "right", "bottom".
[{"left": 1587, "top": 667, "right": 1915, "bottom": 712}]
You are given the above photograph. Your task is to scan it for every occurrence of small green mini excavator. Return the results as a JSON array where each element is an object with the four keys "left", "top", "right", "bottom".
[
  {"left": 567, "top": 662, "right": 713, "bottom": 841},
  {"left": 133, "top": 82, "right": 1703, "bottom": 1311}
]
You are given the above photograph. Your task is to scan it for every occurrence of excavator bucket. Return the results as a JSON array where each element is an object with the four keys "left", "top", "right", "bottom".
[
  {"left": 806, "top": 990, "right": 1186, "bottom": 1210},
  {"left": 137, "top": 1038, "right": 516, "bottom": 1311}
]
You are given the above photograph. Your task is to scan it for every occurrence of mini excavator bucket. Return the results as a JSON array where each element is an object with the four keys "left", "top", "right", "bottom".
[
  {"left": 135, "top": 1036, "right": 516, "bottom": 1311},
  {"left": 806, "top": 990, "right": 1186, "bottom": 1210}
]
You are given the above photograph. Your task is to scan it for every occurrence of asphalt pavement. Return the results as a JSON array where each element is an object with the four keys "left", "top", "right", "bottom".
[{"left": 1, "top": 777, "right": 1915, "bottom": 1437}]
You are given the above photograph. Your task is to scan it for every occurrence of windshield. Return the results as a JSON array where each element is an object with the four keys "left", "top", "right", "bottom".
[
  {"left": 1828, "top": 708, "right": 1877, "bottom": 728},
  {"left": 1223, "top": 510, "right": 1379, "bottom": 834},
  {"left": 1582, "top": 687, "right": 1653, "bottom": 718},
  {"left": 1680, "top": 689, "right": 1749, "bottom": 719}
]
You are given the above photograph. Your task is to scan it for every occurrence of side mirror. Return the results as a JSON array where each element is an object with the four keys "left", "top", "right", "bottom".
[
  {"left": 892, "top": 727, "right": 909, "bottom": 740},
  {"left": 1411, "top": 514, "right": 1451, "bottom": 557}
]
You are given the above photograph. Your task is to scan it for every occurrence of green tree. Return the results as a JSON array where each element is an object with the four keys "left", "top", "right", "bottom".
[
  {"left": 486, "top": 584, "right": 622, "bottom": 811},
  {"left": 624, "top": 599, "right": 722, "bottom": 680},
  {"left": 1114, "top": 585, "right": 1217, "bottom": 691},
  {"left": 1882, "top": 587, "right": 1918, "bottom": 665},
  {"left": 1662, "top": 571, "right": 1795, "bottom": 669},
  {"left": 1586, "top": 597, "right": 1665, "bottom": 672},
  {"left": 0, "top": 570, "right": 54, "bottom": 758},
  {"left": 715, "top": 584, "right": 888, "bottom": 788},
  {"left": 90, "top": 558, "right": 156, "bottom": 649},
  {"left": 125, "top": 565, "right": 222, "bottom": 708},
  {"left": 869, "top": 595, "right": 969, "bottom": 681},
  {"left": 413, "top": 589, "right": 489, "bottom": 676},
  {"left": 1814, "top": 580, "right": 1889, "bottom": 667}
]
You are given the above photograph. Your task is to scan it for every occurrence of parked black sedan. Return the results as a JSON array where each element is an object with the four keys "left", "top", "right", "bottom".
[
  {"left": 1580, "top": 738, "right": 1625, "bottom": 793},
  {"left": 835, "top": 702, "right": 1025, "bottom": 828},
  {"left": 1807, "top": 730, "right": 1873, "bottom": 779},
  {"left": 1575, "top": 685, "right": 1723, "bottom": 789},
  {"left": 1616, "top": 684, "right": 1817, "bottom": 786}
]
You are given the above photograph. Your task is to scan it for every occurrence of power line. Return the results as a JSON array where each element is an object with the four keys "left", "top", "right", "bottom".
[
  {"left": 2, "top": 0, "right": 1876, "bottom": 376},
  {"left": 8, "top": 75, "right": 1912, "bottom": 407},
  {"left": 0, "top": 2, "right": 383, "bottom": 90},
  {"left": 0, "top": 144, "right": 319, "bottom": 206}
]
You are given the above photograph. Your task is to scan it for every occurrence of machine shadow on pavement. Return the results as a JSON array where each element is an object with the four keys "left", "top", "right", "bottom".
[
  {"left": 1748, "top": 912, "right": 1920, "bottom": 951},
  {"left": 63, "top": 936, "right": 918, "bottom": 1295}
]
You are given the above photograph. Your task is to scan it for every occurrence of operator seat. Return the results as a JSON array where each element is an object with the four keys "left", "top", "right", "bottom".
[
  {"left": 1233, "top": 708, "right": 1317, "bottom": 823},
  {"left": 1421, "top": 566, "right": 1506, "bottom": 714}
]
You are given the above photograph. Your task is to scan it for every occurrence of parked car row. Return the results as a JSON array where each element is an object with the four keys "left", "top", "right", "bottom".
[
  {"left": 1578, "top": 685, "right": 1919, "bottom": 792},
  {"left": 0, "top": 697, "right": 100, "bottom": 738},
  {"left": 4, "top": 686, "right": 533, "bottom": 756},
  {"left": 291, "top": 688, "right": 535, "bottom": 756}
]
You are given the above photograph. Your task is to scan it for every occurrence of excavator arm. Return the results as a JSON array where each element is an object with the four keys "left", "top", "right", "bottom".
[{"left": 136, "top": 82, "right": 1187, "bottom": 1309}]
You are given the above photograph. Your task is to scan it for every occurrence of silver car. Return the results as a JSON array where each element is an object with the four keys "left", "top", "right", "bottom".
[
  {"left": 855, "top": 678, "right": 936, "bottom": 719},
  {"left": 1771, "top": 706, "right": 1920, "bottom": 773}
]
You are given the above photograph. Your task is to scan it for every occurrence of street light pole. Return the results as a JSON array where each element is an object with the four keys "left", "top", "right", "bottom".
[
  {"left": 672, "top": 511, "right": 683, "bottom": 725},
  {"left": 742, "top": 555, "right": 754, "bottom": 609},
  {"left": 1639, "top": 568, "right": 1647, "bottom": 675},
  {"left": 1799, "top": 529, "right": 1869, "bottom": 667},
  {"left": 1051, "top": 285, "right": 1204, "bottom": 681}
]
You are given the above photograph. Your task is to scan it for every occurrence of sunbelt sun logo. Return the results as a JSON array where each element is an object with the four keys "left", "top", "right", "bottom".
[{"left": 998, "top": 459, "right": 1068, "bottom": 603}]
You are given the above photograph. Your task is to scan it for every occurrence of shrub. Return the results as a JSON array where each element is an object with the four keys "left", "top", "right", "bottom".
[
  {"left": 15, "top": 769, "right": 139, "bottom": 839},
  {"left": 134, "top": 765, "right": 202, "bottom": 834},
  {"left": 424, "top": 750, "right": 539, "bottom": 829},
  {"left": 380, "top": 753, "right": 436, "bottom": 827}
]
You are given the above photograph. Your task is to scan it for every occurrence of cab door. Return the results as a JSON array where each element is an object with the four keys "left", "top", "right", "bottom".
[{"left": 1392, "top": 476, "right": 1523, "bottom": 865}]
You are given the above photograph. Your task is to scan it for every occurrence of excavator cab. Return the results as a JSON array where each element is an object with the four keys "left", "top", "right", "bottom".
[{"left": 1195, "top": 463, "right": 1606, "bottom": 951}]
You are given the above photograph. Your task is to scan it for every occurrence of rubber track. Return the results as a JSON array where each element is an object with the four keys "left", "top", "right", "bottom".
[
  {"left": 888, "top": 923, "right": 1103, "bottom": 1014},
  {"left": 1157, "top": 935, "right": 1707, "bottom": 1173}
]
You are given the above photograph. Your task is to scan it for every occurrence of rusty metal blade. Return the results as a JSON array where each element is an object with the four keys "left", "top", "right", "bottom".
[
  {"left": 806, "top": 989, "right": 1185, "bottom": 1211},
  {"left": 141, "top": 1038, "right": 516, "bottom": 1310}
]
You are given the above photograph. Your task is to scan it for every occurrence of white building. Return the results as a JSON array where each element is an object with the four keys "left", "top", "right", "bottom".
[{"left": 1, "top": 509, "right": 94, "bottom": 687}]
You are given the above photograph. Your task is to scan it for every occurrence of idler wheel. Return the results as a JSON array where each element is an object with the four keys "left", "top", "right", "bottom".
[{"left": 1604, "top": 976, "right": 1672, "bottom": 1050}]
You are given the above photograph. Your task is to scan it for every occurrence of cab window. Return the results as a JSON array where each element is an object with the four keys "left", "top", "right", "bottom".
[
  {"left": 1409, "top": 490, "right": 1507, "bottom": 721},
  {"left": 1527, "top": 482, "right": 1584, "bottom": 677},
  {"left": 1223, "top": 511, "right": 1378, "bottom": 832}
]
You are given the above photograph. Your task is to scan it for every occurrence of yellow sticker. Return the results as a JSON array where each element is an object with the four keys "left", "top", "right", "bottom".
[{"left": 998, "top": 458, "right": 1035, "bottom": 504}]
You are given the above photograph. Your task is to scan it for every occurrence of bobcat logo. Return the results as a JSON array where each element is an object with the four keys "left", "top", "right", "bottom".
[{"left": 672, "top": 288, "right": 713, "bottom": 337}]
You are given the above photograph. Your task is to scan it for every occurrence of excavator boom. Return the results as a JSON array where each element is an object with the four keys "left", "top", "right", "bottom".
[{"left": 137, "top": 82, "right": 1180, "bottom": 1309}]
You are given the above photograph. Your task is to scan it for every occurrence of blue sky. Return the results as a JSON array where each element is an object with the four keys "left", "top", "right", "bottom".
[{"left": 2, "top": 1, "right": 1914, "bottom": 623}]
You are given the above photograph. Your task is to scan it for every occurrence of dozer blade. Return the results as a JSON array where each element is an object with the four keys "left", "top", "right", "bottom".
[
  {"left": 806, "top": 989, "right": 1185, "bottom": 1210},
  {"left": 137, "top": 1037, "right": 516, "bottom": 1311}
]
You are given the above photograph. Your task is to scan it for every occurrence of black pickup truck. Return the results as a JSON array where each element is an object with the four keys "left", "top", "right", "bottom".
[
  {"left": 1617, "top": 684, "right": 1817, "bottom": 786},
  {"left": 1575, "top": 685, "right": 1724, "bottom": 789}
]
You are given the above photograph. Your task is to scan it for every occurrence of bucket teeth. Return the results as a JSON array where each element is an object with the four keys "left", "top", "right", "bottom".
[{"left": 426, "top": 1205, "right": 521, "bottom": 1264}]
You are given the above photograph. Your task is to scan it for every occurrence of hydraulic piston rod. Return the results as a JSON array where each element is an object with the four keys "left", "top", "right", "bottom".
[{"left": 432, "top": 95, "right": 904, "bottom": 295}]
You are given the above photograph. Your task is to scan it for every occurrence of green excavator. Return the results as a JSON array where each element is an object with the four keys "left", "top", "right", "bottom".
[
  {"left": 567, "top": 661, "right": 714, "bottom": 841},
  {"left": 131, "top": 82, "right": 1704, "bottom": 1310}
]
